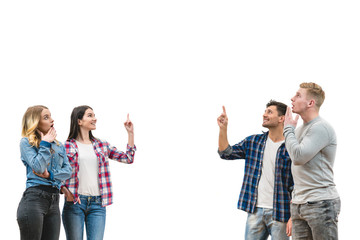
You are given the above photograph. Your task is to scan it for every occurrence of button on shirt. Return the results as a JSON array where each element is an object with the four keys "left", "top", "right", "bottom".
[{"left": 218, "top": 132, "right": 293, "bottom": 222}]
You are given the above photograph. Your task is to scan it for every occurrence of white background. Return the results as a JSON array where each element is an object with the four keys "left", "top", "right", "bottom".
[{"left": 0, "top": 1, "right": 359, "bottom": 239}]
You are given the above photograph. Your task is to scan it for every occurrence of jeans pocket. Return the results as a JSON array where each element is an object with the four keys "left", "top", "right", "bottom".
[
  {"left": 64, "top": 200, "right": 75, "bottom": 207},
  {"left": 24, "top": 190, "right": 42, "bottom": 201},
  {"left": 332, "top": 198, "right": 341, "bottom": 222},
  {"left": 306, "top": 200, "right": 325, "bottom": 205},
  {"left": 93, "top": 197, "right": 102, "bottom": 205}
]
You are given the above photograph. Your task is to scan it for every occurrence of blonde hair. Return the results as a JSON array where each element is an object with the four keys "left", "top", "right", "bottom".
[
  {"left": 21, "top": 105, "right": 48, "bottom": 148},
  {"left": 300, "top": 82, "right": 325, "bottom": 108}
]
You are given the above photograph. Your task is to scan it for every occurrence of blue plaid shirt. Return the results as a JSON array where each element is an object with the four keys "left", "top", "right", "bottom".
[{"left": 218, "top": 132, "right": 293, "bottom": 222}]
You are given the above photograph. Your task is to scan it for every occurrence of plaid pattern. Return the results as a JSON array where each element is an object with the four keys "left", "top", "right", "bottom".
[
  {"left": 219, "top": 132, "right": 293, "bottom": 222},
  {"left": 64, "top": 138, "right": 136, "bottom": 207}
]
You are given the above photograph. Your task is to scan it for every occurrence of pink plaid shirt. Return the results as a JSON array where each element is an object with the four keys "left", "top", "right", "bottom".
[{"left": 64, "top": 138, "right": 136, "bottom": 207}]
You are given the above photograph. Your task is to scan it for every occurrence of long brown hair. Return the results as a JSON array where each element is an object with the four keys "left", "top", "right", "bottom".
[{"left": 67, "top": 105, "right": 96, "bottom": 140}]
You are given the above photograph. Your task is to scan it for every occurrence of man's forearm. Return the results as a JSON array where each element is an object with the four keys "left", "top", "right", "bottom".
[{"left": 218, "top": 129, "right": 229, "bottom": 151}]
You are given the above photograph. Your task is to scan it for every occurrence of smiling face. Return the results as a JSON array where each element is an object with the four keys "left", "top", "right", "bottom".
[
  {"left": 291, "top": 88, "right": 311, "bottom": 114},
  {"left": 37, "top": 108, "right": 54, "bottom": 134},
  {"left": 78, "top": 108, "right": 97, "bottom": 131},
  {"left": 262, "top": 105, "right": 283, "bottom": 129}
]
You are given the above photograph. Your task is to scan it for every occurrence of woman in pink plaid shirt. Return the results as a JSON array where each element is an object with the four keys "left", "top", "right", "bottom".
[{"left": 61, "top": 105, "right": 136, "bottom": 240}]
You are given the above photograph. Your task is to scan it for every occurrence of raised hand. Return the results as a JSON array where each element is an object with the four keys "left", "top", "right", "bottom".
[
  {"left": 39, "top": 127, "right": 57, "bottom": 143},
  {"left": 124, "top": 114, "right": 134, "bottom": 134},
  {"left": 284, "top": 107, "right": 299, "bottom": 128},
  {"left": 124, "top": 113, "right": 134, "bottom": 147},
  {"left": 218, "top": 106, "right": 229, "bottom": 151},
  {"left": 217, "top": 106, "right": 228, "bottom": 130}
]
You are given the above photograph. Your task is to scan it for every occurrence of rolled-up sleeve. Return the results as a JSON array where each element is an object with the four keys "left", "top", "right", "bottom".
[{"left": 218, "top": 140, "right": 246, "bottom": 160}]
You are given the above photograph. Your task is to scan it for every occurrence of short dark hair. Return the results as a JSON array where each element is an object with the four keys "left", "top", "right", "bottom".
[
  {"left": 266, "top": 100, "right": 287, "bottom": 116},
  {"left": 67, "top": 105, "right": 96, "bottom": 140}
]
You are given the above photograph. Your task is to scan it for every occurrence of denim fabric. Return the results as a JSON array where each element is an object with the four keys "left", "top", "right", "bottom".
[
  {"left": 245, "top": 207, "right": 289, "bottom": 240},
  {"left": 62, "top": 195, "right": 106, "bottom": 240},
  {"left": 291, "top": 198, "right": 341, "bottom": 240},
  {"left": 20, "top": 138, "right": 72, "bottom": 189},
  {"left": 17, "top": 187, "right": 60, "bottom": 240}
]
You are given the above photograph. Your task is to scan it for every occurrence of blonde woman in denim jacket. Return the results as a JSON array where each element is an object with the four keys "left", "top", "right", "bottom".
[
  {"left": 61, "top": 105, "right": 136, "bottom": 240},
  {"left": 17, "top": 105, "right": 72, "bottom": 240}
]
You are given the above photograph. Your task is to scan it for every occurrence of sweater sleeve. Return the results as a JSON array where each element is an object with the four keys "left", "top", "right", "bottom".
[{"left": 284, "top": 124, "right": 330, "bottom": 165}]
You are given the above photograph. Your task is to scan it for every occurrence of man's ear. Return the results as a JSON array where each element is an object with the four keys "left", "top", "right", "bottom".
[
  {"left": 279, "top": 115, "right": 285, "bottom": 123},
  {"left": 308, "top": 99, "right": 316, "bottom": 108}
]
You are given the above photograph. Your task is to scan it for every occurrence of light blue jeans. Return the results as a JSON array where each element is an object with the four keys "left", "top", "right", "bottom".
[
  {"left": 62, "top": 195, "right": 106, "bottom": 240},
  {"left": 245, "top": 207, "right": 289, "bottom": 240}
]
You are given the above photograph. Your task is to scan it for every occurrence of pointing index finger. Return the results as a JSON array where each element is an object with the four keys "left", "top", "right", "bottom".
[{"left": 222, "top": 106, "right": 226, "bottom": 115}]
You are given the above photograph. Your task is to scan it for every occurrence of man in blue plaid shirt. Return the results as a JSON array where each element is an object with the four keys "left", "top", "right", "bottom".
[{"left": 217, "top": 100, "right": 294, "bottom": 240}]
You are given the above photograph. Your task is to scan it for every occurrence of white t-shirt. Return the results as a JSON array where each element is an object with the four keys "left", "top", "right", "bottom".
[
  {"left": 256, "top": 138, "right": 284, "bottom": 209},
  {"left": 76, "top": 141, "right": 101, "bottom": 196}
]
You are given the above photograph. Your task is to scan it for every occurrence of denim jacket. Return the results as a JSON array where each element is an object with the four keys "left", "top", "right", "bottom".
[{"left": 20, "top": 137, "right": 72, "bottom": 190}]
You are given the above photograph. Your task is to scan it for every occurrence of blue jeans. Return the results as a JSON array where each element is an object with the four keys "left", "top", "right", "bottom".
[
  {"left": 245, "top": 207, "right": 289, "bottom": 240},
  {"left": 17, "top": 186, "right": 60, "bottom": 240},
  {"left": 291, "top": 198, "right": 341, "bottom": 240},
  {"left": 62, "top": 195, "right": 106, "bottom": 240}
]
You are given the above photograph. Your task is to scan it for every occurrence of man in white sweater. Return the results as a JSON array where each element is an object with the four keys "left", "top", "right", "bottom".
[{"left": 283, "top": 82, "right": 340, "bottom": 240}]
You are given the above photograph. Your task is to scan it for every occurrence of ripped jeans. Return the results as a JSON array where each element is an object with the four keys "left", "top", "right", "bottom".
[{"left": 245, "top": 207, "right": 289, "bottom": 240}]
